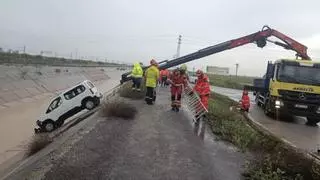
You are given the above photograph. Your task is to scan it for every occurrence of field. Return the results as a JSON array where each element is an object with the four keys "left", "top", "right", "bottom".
[
  {"left": 0, "top": 52, "right": 122, "bottom": 67},
  {"left": 207, "top": 74, "right": 257, "bottom": 90}
]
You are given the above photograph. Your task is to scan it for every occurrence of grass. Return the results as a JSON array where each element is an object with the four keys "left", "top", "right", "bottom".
[
  {"left": 26, "top": 134, "right": 53, "bottom": 157},
  {"left": 119, "top": 81, "right": 146, "bottom": 100},
  {"left": 207, "top": 92, "right": 320, "bottom": 179},
  {"left": 207, "top": 74, "right": 256, "bottom": 90},
  {"left": 101, "top": 100, "right": 138, "bottom": 119},
  {"left": 0, "top": 51, "right": 122, "bottom": 67}
]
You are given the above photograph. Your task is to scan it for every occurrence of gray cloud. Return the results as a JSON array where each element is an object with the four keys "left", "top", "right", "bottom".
[{"left": 0, "top": 0, "right": 319, "bottom": 76}]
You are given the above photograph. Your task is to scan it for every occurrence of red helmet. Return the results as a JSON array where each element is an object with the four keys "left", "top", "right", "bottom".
[{"left": 196, "top": 69, "right": 203, "bottom": 76}]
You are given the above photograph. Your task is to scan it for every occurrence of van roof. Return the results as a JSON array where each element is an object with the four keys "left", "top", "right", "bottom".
[{"left": 55, "top": 80, "right": 92, "bottom": 95}]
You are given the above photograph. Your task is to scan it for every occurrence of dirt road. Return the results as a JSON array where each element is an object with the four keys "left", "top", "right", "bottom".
[{"left": 8, "top": 87, "right": 246, "bottom": 180}]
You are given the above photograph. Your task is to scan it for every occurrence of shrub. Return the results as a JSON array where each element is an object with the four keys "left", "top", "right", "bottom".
[
  {"left": 26, "top": 134, "right": 53, "bottom": 157},
  {"left": 101, "top": 100, "right": 137, "bottom": 119}
]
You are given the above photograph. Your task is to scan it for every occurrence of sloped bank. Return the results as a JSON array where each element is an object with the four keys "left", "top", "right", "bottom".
[
  {"left": 207, "top": 93, "right": 320, "bottom": 179},
  {"left": 0, "top": 64, "right": 110, "bottom": 106}
]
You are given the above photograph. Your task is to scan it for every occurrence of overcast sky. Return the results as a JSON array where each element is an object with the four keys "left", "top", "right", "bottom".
[{"left": 1, "top": 0, "right": 320, "bottom": 76}]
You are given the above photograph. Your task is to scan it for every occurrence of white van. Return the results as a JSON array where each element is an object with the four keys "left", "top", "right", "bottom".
[{"left": 35, "top": 80, "right": 102, "bottom": 132}]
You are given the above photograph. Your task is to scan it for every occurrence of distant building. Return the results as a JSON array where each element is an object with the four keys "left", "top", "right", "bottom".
[{"left": 206, "top": 66, "right": 229, "bottom": 75}]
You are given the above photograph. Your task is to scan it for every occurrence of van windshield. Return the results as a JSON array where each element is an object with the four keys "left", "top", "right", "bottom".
[
  {"left": 277, "top": 64, "right": 320, "bottom": 86},
  {"left": 46, "top": 97, "right": 62, "bottom": 113}
]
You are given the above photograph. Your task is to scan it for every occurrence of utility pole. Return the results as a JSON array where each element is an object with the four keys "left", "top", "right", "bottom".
[
  {"left": 235, "top": 63, "right": 239, "bottom": 77},
  {"left": 75, "top": 48, "right": 78, "bottom": 59},
  {"left": 176, "top": 35, "right": 182, "bottom": 58},
  {"left": 23, "top": 45, "right": 26, "bottom": 53}
]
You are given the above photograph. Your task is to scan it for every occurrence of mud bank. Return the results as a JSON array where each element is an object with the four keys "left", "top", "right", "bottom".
[{"left": 0, "top": 65, "right": 110, "bottom": 107}]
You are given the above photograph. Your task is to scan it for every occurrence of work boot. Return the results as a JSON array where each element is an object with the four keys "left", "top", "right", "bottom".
[
  {"left": 146, "top": 97, "right": 153, "bottom": 105},
  {"left": 137, "top": 88, "right": 141, "bottom": 92},
  {"left": 132, "top": 87, "right": 136, "bottom": 91}
]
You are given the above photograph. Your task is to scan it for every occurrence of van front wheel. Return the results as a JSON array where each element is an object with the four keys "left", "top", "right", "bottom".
[
  {"left": 84, "top": 99, "right": 96, "bottom": 110},
  {"left": 43, "top": 120, "right": 55, "bottom": 132}
]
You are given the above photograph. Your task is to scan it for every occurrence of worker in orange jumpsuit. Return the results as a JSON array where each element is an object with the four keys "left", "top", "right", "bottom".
[
  {"left": 191, "top": 70, "right": 211, "bottom": 121},
  {"left": 179, "top": 64, "right": 189, "bottom": 82},
  {"left": 160, "top": 69, "right": 170, "bottom": 87},
  {"left": 168, "top": 68, "right": 186, "bottom": 112},
  {"left": 239, "top": 89, "right": 250, "bottom": 112}
]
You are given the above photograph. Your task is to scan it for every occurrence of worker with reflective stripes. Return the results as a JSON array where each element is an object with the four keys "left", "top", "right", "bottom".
[
  {"left": 193, "top": 69, "right": 211, "bottom": 111},
  {"left": 168, "top": 68, "right": 187, "bottom": 112},
  {"left": 239, "top": 89, "right": 250, "bottom": 112},
  {"left": 188, "top": 69, "right": 211, "bottom": 122},
  {"left": 160, "top": 69, "right": 170, "bottom": 87},
  {"left": 179, "top": 64, "right": 189, "bottom": 82},
  {"left": 144, "top": 59, "right": 160, "bottom": 105},
  {"left": 131, "top": 62, "right": 143, "bottom": 91}
]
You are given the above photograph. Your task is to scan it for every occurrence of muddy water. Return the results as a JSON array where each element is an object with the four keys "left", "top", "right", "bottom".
[{"left": 212, "top": 86, "right": 255, "bottom": 103}]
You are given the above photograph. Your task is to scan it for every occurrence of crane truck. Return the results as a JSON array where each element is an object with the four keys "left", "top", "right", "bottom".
[{"left": 120, "top": 25, "right": 320, "bottom": 125}]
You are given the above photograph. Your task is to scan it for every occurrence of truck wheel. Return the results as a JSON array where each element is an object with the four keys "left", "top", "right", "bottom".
[
  {"left": 306, "top": 117, "right": 320, "bottom": 126},
  {"left": 264, "top": 100, "right": 274, "bottom": 118}
]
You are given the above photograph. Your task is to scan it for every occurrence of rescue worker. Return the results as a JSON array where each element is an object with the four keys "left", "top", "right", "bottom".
[
  {"left": 160, "top": 68, "right": 170, "bottom": 87},
  {"left": 191, "top": 70, "right": 211, "bottom": 121},
  {"left": 239, "top": 89, "right": 250, "bottom": 112},
  {"left": 168, "top": 68, "right": 187, "bottom": 112},
  {"left": 144, "top": 59, "right": 160, "bottom": 105},
  {"left": 131, "top": 62, "right": 143, "bottom": 91},
  {"left": 179, "top": 64, "right": 189, "bottom": 82}
]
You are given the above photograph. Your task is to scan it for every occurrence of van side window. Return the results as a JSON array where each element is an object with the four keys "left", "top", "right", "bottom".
[
  {"left": 64, "top": 85, "right": 86, "bottom": 100},
  {"left": 46, "top": 97, "right": 62, "bottom": 113}
]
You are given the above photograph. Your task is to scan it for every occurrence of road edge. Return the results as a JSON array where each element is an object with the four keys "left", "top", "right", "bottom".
[{"left": 243, "top": 112, "right": 320, "bottom": 164}]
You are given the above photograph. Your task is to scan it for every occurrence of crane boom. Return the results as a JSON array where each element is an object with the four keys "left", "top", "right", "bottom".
[{"left": 120, "top": 25, "right": 310, "bottom": 83}]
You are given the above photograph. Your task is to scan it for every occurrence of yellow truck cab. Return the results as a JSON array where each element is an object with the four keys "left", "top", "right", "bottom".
[{"left": 252, "top": 59, "right": 320, "bottom": 125}]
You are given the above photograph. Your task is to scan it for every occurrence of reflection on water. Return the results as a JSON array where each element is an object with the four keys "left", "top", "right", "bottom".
[
  {"left": 193, "top": 117, "right": 206, "bottom": 140},
  {"left": 212, "top": 86, "right": 255, "bottom": 103}
]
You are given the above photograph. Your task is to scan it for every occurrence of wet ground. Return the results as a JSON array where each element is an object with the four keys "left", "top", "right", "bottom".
[
  {"left": 9, "top": 87, "right": 246, "bottom": 180},
  {"left": 213, "top": 86, "right": 320, "bottom": 153}
]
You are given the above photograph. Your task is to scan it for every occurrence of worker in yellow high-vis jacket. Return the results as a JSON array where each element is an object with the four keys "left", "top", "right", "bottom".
[
  {"left": 144, "top": 59, "right": 159, "bottom": 105},
  {"left": 131, "top": 62, "right": 143, "bottom": 91}
]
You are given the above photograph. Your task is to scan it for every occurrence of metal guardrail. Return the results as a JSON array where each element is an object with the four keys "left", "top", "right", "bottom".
[{"left": 182, "top": 82, "right": 208, "bottom": 122}]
